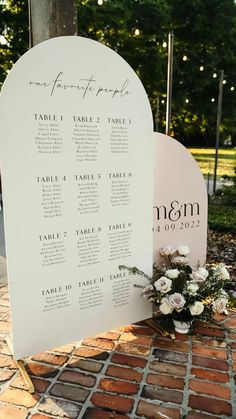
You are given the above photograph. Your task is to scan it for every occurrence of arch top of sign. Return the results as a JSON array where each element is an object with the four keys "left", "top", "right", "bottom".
[
  {"left": 0, "top": 35, "right": 152, "bottom": 116},
  {"left": 154, "top": 132, "right": 207, "bottom": 189}
]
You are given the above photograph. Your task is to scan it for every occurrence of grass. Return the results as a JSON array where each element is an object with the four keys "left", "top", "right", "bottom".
[
  {"left": 188, "top": 147, "right": 235, "bottom": 178},
  {"left": 187, "top": 148, "right": 236, "bottom": 234},
  {"left": 208, "top": 204, "right": 236, "bottom": 234},
  {"left": 208, "top": 183, "right": 236, "bottom": 234}
]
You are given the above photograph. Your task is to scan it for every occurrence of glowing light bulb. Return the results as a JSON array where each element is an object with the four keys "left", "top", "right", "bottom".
[
  {"left": 199, "top": 65, "right": 204, "bottom": 71},
  {"left": 183, "top": 55, "right": 188, "bottom": 61},
  {"left": 230, "top": 86, "right": 235, "bottom": 91},
  {"left": 185, "top": 98, "right": 189, "bottom": 103},
  {"left": 223, "top": 80, "right": 227, "bottom": 85},
  {"left": 211, "top": 98, "right": 215, "bottom": 102},
  {"left": 162, "top": 41, "right": 167, "bottom": 48},
  {"left": 161, "top": 99, "right": 165, "bottom": 104},
  {"left": 134, "top": 28, "right": 140, "bottom": 36},
  {"left": 213, "top": 73, "right": 217, "bottom": 78},
  {"left": 98, "top": 0, "right": 103, "bottom": 4}
]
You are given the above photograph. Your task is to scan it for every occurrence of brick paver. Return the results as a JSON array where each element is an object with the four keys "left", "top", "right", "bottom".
[{"left": 0, "top": 284, "right": 236, "bottom": 418}]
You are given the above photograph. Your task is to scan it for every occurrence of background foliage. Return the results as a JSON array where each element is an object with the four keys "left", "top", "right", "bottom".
[{"left": 1, "top": 0, "right": 236, "bottom": 146}]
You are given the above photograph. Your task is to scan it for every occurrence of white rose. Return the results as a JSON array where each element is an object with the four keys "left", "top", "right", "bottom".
[
  {"left": 212, "top": 298, "right": 228, "bottom": 314},
  {"left": 220, "top": 289, "right": 229, "bottom": 299},
  {"left": 190, "top": 301, "right": 204, "bottom": 316},
  {"left": 160, "top": 246, "right": 176, "bottom": 256},
  {"left": 142, "top": 284, "right": 154, "bottom": 300},
  {"left": 177, "top": 246, "right": 190, "bottom": 256},
  {"left": 159, "top": 297, "right": 173, "bottom": 314},
  {"left": 190, "top": 271, "right": 206, "bottom": 283},
  {"left": 187, "top": 282, "right": 199, "bottom": 296},
  {"left": 171, "top": 256, "right": 188, "bottom": 265},
  {"left": 196, "top": 267, "right": 209, "bottom": 279},
  {"left": 169, "top": 293, "right": 186, "bottom": 309},
  {"left": 215, "top": 263, "right": 230, "bottom": 280},
  {"left": 143, "top": 284, "right": 153, "bottom": 294},
  {"left": 166, "top": 269, "right": 179, "bottom": 279},
  {"left": 154, "top": 276, "right": 172, "bottom": 293}
]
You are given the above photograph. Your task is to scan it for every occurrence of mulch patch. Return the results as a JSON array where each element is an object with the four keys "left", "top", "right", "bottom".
[{"left": 207, "top": 230, "right": 236, "bottom": 279}]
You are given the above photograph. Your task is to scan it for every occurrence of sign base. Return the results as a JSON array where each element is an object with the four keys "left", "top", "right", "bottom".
[{"left": 5, "top": 336, "right": 35, "bottom": 394}]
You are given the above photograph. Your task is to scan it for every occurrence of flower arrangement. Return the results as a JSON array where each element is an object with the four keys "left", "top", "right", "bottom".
[{"left": 119, "top": 246, "right": 235, "bottom": 327}]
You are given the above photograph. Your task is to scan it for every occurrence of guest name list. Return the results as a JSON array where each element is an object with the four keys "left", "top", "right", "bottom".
[{"left": 0, "top": 36, "right": 153, "bottom": 359}]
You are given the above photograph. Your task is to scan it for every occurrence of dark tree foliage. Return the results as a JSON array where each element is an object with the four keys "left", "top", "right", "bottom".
[
  {"left": 167, "top": 0, "right": 236, "bottom": 145},
  {"left": 0, "top": 0, "right": 28, "bottom": 85},
  {"left": 1, "top": 0, "right": 236, "bottom": 146}
]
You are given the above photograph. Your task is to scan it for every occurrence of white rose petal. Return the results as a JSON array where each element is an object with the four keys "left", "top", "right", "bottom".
[
  {"left": 190, "top": 271, "right": 206, "bottom": 283},
  {"left": 166, "top": 269, "right": 179, "bottom": 279},
  {"left": 160, "top": 246, "right": 176, "bottom": 256},
  {"left": 154, "top": 276, "right": 172, "bottom": 294},
  {"left": 169, "top": 293, "right": 186, "bottom": 309},
  {"left": 177, "top": 246, "right": 190, "bottom": 256},
  {"left": 196, "top": 267, "right": 209, "bottom": 279},
  {"left": 190, "top": 301, "right": 204, "bottom": 316},
  {"left": 212, "top": 298, "right": 228, "bottom": 314},
  {"left": 220, "top": 289, "right": 229, "bottom": 299},
  {"left": 143, "top": 284, "right": 153, "bottom": 294},
  {"left": 215, "top": 263, "right": 230, "bottom": 280},
  {"left": 171, "top": 256, "right": 188, "bottom": 265},
  {"left": 187, "top": 282, "right": 199, "bottom": 296},
  {"left": 159, "top": 297, "right": 173, "bottom": 314}
]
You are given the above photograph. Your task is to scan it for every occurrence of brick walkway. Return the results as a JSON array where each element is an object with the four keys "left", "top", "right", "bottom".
[{"left": 0, "top": 285, "right": 236, "bottom": 419}]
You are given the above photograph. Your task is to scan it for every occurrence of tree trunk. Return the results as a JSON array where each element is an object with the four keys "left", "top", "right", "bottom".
[{"left": 29, "top": 0, "right": 78, "bottom": 47}]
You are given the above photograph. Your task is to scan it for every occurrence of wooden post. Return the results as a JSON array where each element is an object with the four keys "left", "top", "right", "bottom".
[
  {"left": 166, "top": 31, "right": 174, "bottom": 136},
  {"left": 28, "top": 0, "right": 78, "bottom": 47},
  {"left": 213, "top": 70, "right": 224, "bottom": 194}
]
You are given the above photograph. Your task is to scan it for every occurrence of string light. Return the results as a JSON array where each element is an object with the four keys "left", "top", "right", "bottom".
[
  {"left": 97, "top": 0, "right": 103, "bottom": 4},
  {"left": 223, "top": 80, "right": 227, "bottom": 85},
  {"left": 211, "top": 98, "right": 215, "bottom": 102},
  {"left": 162, "top": 41, "right": 167, "bottom": 48},
  {"left": 161, "top": 99, "right": 165, "bottom": 104},
  {"left": 134, "top": 28, "right": 140, "bottom": 36},
  {"left": 199, "top": 65, "right": 204, "bottom": 71},
  {"left": 182, "top": 55, "right": 188, "bottom": 61},
  {"left": 230, "top": 86, "right": 235, "bottom": 91},
  {"left": 213, "top": 73, "right": 217, "bottom": 78},
  {"left": 185, "top": 98, "right": 189, "bottom": 103}
]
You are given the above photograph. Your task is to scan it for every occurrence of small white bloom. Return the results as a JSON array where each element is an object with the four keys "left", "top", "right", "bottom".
[
  {"left": 215, "top": 264, "right": 230, "bottom": 280},
  {"left": 187, "top": 282, "right": 199, "bottom": 296},
  {"left": 169, "top": 293, "right": 186, "bottom": 309},
  {"left": 166, "top": 269, "right": 179, "bottom": 279},
  {"left": 154, "top": 276, "right": 172, "bottom": 293},
  {"left": 142, "top": 284, "right": 154, "bottom": 300},
  {"left": 171, "top": 256, "right": 188, "bottom": 265},
  {"left": 190, "top": 271, "right": 206, "bottom": 283},
  {"left": 220, "top": 289, "right": 229, "bottom": 299},
  {"left": 143, "top": 284, "right": 153, "bottom": 294},
  {"left": 190, "top": 301, "right": 204, "bottom": 316},
  {"left": 160, "top": 246, "right": 176, "bottom": 256},
  {"left": 159, "top": 297, "right": 173, "bottom": 314},
  {"left": 196, "top": 267, "right": 209, "bottom": 279},
  {"left": 177, "top": 246, "right": 190, "bottom": 256},
  {"left": 212, "top": 297, "right": 228, "bottom": 314}
]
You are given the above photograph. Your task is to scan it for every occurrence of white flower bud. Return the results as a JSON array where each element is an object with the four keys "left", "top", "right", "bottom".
[
  {"left": 190, "top": 301, "right": 204, "bottom": 316},
  {"left": 166, "top": 269, "right": 179, "bottom": 279},
  {"left": 154, "top": 277, "right": 172, "bottom": 293},
  {"left": 177, "top": 246, "right": 190, "bottom": 256}
]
